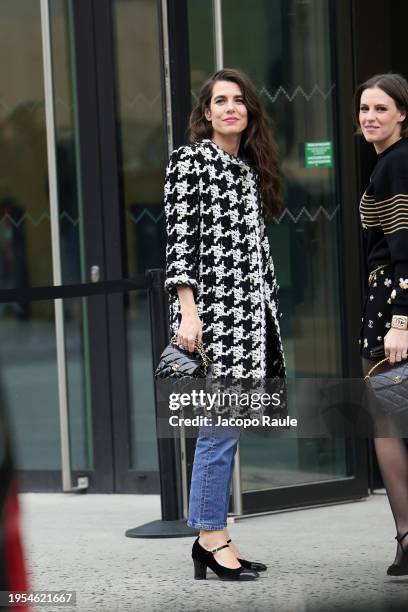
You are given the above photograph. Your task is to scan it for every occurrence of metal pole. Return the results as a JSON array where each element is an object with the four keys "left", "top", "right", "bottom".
[
  {"left": 212, "top": 0, "right": 243, "bottom": 516},
  {"left": 232, "top": 443, "right": 243, "bottom": 515},
  {"left": 40, "top": 0, "right": 72, "bottom": 491},
  {"left": 212, "top": 0, "right": 224, "bottom": 70},
  {"left": 161, "top": 0, "right": 189, "bottom": 518},
  {"left": 161, "top": 0, "right": 174, "bottom": 155},
  {"left": 179, "top": 425, "right": 189, "bottom": 519}
]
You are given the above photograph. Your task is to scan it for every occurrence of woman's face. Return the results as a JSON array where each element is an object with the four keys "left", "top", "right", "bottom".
[
  {"left": 359, "top": 87, "right": 406, "bottom": 152},
  {"left": 204, "top": 80, "right": 248, "bottom": 139}
]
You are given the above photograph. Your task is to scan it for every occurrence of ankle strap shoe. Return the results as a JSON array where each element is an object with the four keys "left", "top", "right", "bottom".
[
  {"left": 192, "top": 537, "right": 259, "bottom": 581},
  {"left": 387, "top": 530, "right": 408, "bottom": 576}
]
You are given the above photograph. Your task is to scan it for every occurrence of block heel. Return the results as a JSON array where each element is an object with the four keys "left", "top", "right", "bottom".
[
  {"left": 191, "top": 537, "right": 259, "bottom": 581},
  {"left": 193, "top": 558, "right": 207, "bottom": 579}
]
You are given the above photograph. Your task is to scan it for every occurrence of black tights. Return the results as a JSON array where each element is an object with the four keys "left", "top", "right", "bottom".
[{"left": 363, "top": 358, "right": 408, "bottom": 561}]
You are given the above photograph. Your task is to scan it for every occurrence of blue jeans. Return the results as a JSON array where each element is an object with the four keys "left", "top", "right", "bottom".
[{"left": 187, "top": 424, "right": 241, "bottom": 530}]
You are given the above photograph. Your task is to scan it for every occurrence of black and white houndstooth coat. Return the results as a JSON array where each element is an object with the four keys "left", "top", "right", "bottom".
[{"left": 164, "top": 138, "right": 285, "bottom": 379}]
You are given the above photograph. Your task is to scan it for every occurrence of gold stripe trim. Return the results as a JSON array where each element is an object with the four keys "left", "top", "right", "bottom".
[
  {"left": 380, "top": 211, "right": 408, "bottom": 225},
  {"left": 383, "top": 221, "right": 408, "bottom": 234},
  {"left": 360, "top": 206, "right": 377, "bottom": 212},
  {"left": 372, "top": 193, "right": 408, "bottom": 209},
  {"left": 380, "top": 214, "right": 408, "bottom": 227},
  {"left": 362, "top": 221, "right": 381, "bottom": 227},
  {"left": 376, "top": 201, "right": 408, "bottom": 214},
  {"left": 360, "top": 201, "right": 408, "bottom": 218},
  {"left": 363, "top": 207, "right": 408, "bottom": 219},
  {"left": 359, "top": 208, "right": 380, "bottom": 215}
]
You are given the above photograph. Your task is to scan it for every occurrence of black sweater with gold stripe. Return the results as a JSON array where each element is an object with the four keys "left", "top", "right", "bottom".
[{"left": 360, "top": 137, "right": 408, "bottom": 316}]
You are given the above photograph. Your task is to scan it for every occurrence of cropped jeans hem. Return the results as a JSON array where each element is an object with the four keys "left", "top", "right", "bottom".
[
  {"left": 187, "top": 424, "right": 241, "bottom": 530},
  {"left": 187, "top": 520, "right": 227, "bottom": 530}
]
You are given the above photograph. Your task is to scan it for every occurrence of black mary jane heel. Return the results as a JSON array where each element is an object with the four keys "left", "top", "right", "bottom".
[
  {"left": 192, "top": 537, "right": 259, "bottom": 581},
  {"left": 227, "top": 538, "right": 267, "bottom": 572},
  {"left": 387, "top": 530, "right": 408, "bottom": 576}
]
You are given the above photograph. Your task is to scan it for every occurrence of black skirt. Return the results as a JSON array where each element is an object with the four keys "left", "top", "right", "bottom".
[{"left": 359, "top": 264, "right": 394, "bottom": 360}]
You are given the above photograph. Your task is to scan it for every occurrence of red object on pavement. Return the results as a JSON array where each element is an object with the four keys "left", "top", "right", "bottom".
[{"left": 4, "top": 479, "right": 30, "bottom": 610}]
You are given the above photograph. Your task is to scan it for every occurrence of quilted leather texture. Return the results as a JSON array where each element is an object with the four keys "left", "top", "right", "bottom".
[
  {"left": 367, "top": 361, "right": 408, "bottom": 415},
  {"left": 155, "top": 343, "right": 205, "bottom": 379}
]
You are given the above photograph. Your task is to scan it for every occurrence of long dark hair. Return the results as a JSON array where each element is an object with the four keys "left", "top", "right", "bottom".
[
  {"left": 353, "top": 73, "right": 408, "bottom": 137},
  {"left": 189, "top": 68, "right": 282, "bottom": 219}
]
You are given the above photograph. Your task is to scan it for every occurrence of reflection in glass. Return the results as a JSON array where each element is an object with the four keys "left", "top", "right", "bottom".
[
  {"left": 113, "top": 0, "right": 165, "bottom": 473},
  {"left": 0, "top": 0, "right": 51, "bottom": 290},
  {"left": 64, "top": 298, "right": 93, "bottom": 471},
  {"left": 0, "top": 0, "right": 84, "bottom": 291},
  {"left": 0, "top": 1, "right": 92, "bottom": 475},
  {"left": 188, "top": 1, "right": 215, "bottom": 100},
  {"left": 241, "top": 439, "right": 347, "bottom": 491},
  {"left": 218, "top": 0, "right": 348, "bottom": 490},
  {"left": 2, "top": 297, "right": 92, "bottom": 472},
  {"left": 1, "top": 301, "right": 60, "bottom": 469},
  {"left": 51, "top": 0, "right": 84, "bottom": 286},
  {"left": 113, "top": 0, "right": 166, "bottom": 279},
  {"left": 127, "top": 291, "right": 157, "bottom": 471}
]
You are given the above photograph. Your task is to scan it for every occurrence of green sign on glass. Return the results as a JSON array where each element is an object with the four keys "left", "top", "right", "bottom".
[{"left": 304, "top": 141, "right": 333, "bottom": 168}]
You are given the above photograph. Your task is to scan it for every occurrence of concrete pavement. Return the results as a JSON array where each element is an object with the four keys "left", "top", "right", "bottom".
[{"left": 20, "top": 492, "right": 408, "bottom": 612}]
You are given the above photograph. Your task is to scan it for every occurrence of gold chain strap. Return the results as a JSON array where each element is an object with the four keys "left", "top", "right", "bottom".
[
  {"left": 171, "top": 335, "right": 212, "bottom": 376},
  {"left": 364, "top": 357, "right": 390, "bottom": 381}
]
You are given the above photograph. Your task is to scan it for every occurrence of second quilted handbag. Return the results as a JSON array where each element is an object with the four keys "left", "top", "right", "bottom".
[{"left": 364, "top": 357, "right": 408, "bottom": 416}]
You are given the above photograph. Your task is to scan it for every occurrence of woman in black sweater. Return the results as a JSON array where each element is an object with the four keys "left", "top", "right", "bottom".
[{"left": 355, "top": 73, "right": 408, "bottom": 575}]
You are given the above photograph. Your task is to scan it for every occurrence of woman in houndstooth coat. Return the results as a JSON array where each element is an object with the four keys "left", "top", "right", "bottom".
[
  {"left": 164, "top": 128, "right": 285, "bottom": 381},
  {"left": 163, "top": 68, "right": 285, "bottom": 580}
]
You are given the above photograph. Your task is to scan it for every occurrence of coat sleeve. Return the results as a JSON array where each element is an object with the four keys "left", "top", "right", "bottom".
[
  {"left": 374, "top": 155, "right": 408, "bottom": 316},
  {"left": 164, "top": 147, "right": 200, "bottom": 298}
]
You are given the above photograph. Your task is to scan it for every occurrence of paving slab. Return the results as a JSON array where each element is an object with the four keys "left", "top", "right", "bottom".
[{"left": 19, "top": 492, "right": 408, "bottom": 612}]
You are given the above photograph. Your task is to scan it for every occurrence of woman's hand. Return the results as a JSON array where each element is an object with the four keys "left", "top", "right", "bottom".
[
  {"left": 177, "top": 310, "right": 203, "bottom": 353},
  {"left": 176, "top": 286, "right": 202, "bottom": 352},
  {"left": 384, "top": 328, "right": 408, "bottom": 364}
]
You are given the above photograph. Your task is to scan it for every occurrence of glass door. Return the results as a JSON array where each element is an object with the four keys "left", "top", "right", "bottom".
[
  {"left": 98, "top": 0, "right": 168, "bottom": 492},
  {"left": 0, "top": 0, "right": 141, "bottom": 493},
  {"left": 0, "top": 0, "right": 170, "bottom": 494},
  {"left": 0, "top": 0, "right": 110, "bottom": 490},
  {"left": 186, "top": 0, "right": 368, "bottom": 513}
]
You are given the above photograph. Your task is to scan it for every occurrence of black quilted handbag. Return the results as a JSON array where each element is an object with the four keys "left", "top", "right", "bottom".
[
  {"left": 365, "top": 357, "right": 408, "bottom": 415},
  {"left": 155, "top": 335, "right": 211, "bottom": 379}
]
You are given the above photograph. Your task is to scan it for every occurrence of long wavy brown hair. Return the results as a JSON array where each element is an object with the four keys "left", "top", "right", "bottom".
[{"left": 189, "top": 68, "right": 283, "bottom": 219}]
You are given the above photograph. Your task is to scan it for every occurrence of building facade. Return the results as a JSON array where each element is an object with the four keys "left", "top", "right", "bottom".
[{"left": 1, "top": 0, "right": 403, "bottom": 515}]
